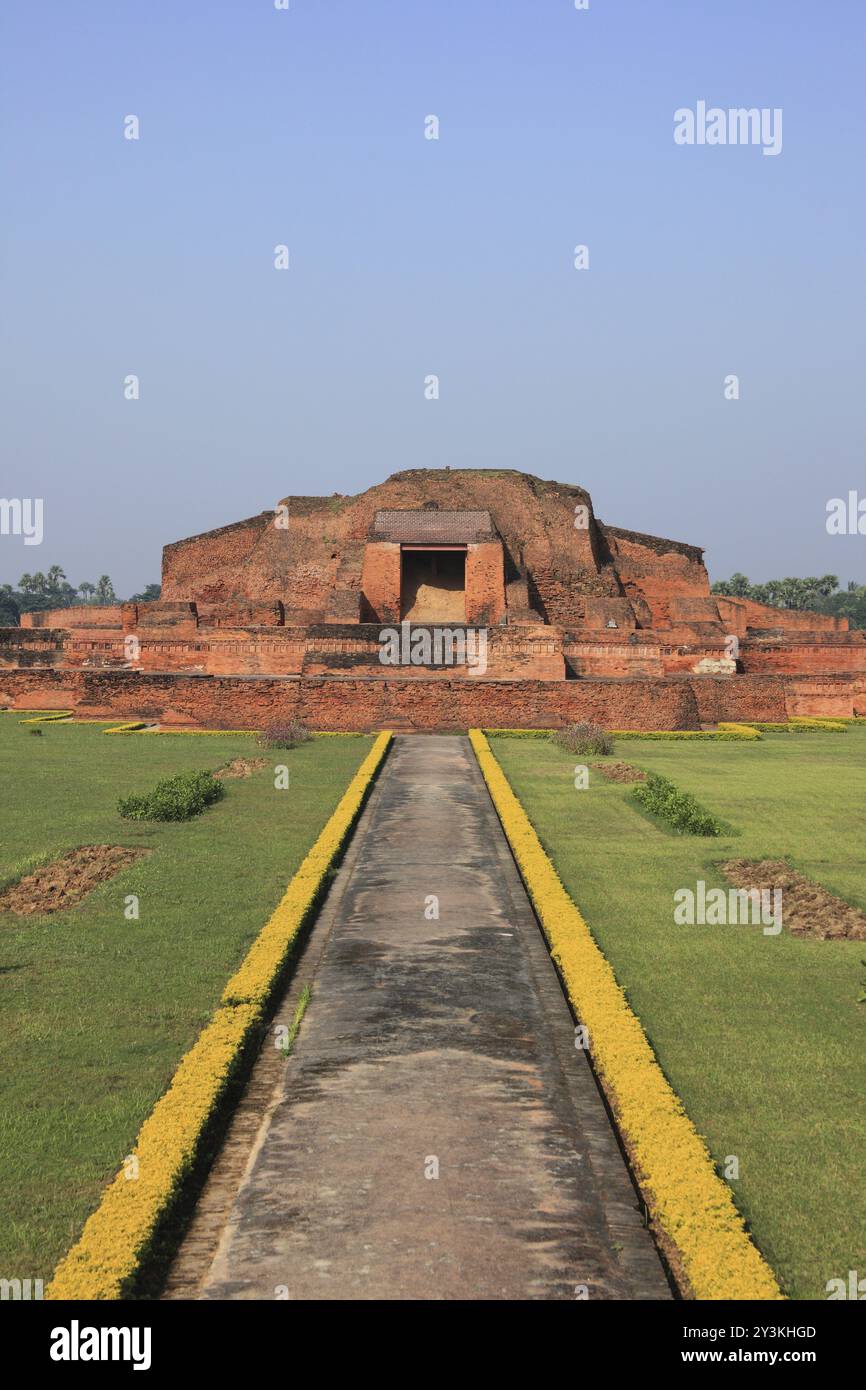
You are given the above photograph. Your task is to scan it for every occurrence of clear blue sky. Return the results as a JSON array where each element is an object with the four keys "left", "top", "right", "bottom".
[{"left": 2, "top": 1, "right": 864, "bottom": 595}]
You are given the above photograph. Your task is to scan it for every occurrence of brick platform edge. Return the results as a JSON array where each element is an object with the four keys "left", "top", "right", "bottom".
[
  {"left": 469, "top": 730, "right": 784, "bottom": 1301},
  {"left": 3, "top": 668, "right": 865, "bottom": 730},
  {"left": 46, "top": 732, "right": 392, "bottom": 1300}
]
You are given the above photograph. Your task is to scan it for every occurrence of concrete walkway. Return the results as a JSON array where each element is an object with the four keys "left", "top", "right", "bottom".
[{"left": 177, "top": 736, "right": 670, "bottom": 1300}]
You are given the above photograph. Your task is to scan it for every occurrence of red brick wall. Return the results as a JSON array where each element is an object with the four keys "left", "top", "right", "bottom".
[
  {"left": 465, "top": 542, "right": 506, "bottom": 625},
  {"left": 6, "top": 668, "right": 861, "bottom": 729},
  {"left": 161, "top": 516, "right": 277, "bottom": 602},
  {"left": 0, "top": 630, "right": 67, "bottom": 667},
  {"left": 360, "top": 542, "right": 401, "bottom": 622},
  {"left": 740, "top": 641, "right": 866, "bottom": 674},
  {"left": 783, "top": 677, "right": 865, "bottom": 719},
  {"left": 602, "top": 533, "right": 711, "bottom": 628},
  {"left": 689, "top": 675, "right": 788, "bottom": 724},
  {"left": 21, "top": 604, "right": 132, "bottom": 630},
  {"left": 563, "top": 639, "right": 664, "bottom": 677},
  {"left": 580, "top": 597, "right": 637, "bottom": 631},
  {"left": 0, "top": 668, "right": 698, "bottom": 729},
  {"left": 716, "top": 596, "right": 848, "bottom": 634}
]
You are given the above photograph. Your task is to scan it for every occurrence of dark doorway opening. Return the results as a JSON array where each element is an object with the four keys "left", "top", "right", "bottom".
[{"left": 400, "top": 548, "right": 466, "bottom": 622}]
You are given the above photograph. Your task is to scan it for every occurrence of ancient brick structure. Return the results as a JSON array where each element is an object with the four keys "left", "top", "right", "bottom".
[{"left": 4, "top": 469, "right": 865, "bottom": 728}]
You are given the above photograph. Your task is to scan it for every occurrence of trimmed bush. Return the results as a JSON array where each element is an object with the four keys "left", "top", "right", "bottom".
[
  {"left": 632, "top": 772, "right": 724, "bottom": 836},
  {"left": 256, "top": 720, "right": 312, "bottom": 751},
  {"left": 744, "top": 719, "right": 847, "bottom": 734},
  {"left": 485, "top": 729, "right": 553, "bottom": 738},
  {"left": 613, "top": 728, "right": 761, "bottom": 741},
  {"left": 118, "top": 770, "right": 224, "bottom": 822},
  {"left": 552, "top": 722, "right": 613, "bottom": 757}
]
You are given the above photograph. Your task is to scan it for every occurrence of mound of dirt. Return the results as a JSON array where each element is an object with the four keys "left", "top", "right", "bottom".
[
  {"left": 592, "top": 760, "right": 647, "bottom": 783},
  {"left": 0, "top": 846, "right": 149, "bottom": 917},
  {"left": 720, "top": 859, "right": 866, "bottom": 941},
  {"left": 213, "top": 757, "right": 267, "bottom": 780}
]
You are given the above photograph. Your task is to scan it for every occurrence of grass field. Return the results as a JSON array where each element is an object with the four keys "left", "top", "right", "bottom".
[
  {"left": 491, "top": 728, "right": 866, "bottom": 1300},
  {"left": 0, "top": 719, "right": 372, "bottom": 1282}
]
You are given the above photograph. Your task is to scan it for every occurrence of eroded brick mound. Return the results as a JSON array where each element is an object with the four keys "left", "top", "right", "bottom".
[
  {"left": 720, "top": 858, "right": 866, "bottom": 940},
  {"left": 0, "top": 846, "right": 149, "bottom": 917},
  {"left": 214, "top": 756, "right": 267, "bottom": 780},
  {"left": 592, "top": 760, "right": 647, "bottom": 783}
]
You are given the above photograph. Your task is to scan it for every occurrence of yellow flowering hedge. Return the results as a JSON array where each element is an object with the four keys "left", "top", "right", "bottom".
[
  {"left": 2, "top": 708, "right": 70, "bottom": 716},
  {"left": 109, "top": 726, "right": 260, "bottom": 737},
  {"left": 737, "top": 719, "right": 848, "bottom": 734},
  {"left": 469, "top": 729, "right": 783, "bottom": 1301},
  {"left": 18, "top": 711, "right": 72, "bottom": 724},
  {"left": 482, "top": 728, "right": 553, "bottom": 737},
  {"left": 484, "top": 727, "right": 762, "bottom": 741},
  {"left": 46, "top": 1000, "right": 259, "bottom": 1300},
  {"left": 611, "top": 728, "right": 762, "bottom": 741},
  {"left": 222, "top": 733, "right": 392, "bottom": 1008},
  {"left": 104, "top": 725, "right": 366, "bottom": 738},
  {"left": 47, "top": 730, "right": 392, "bottom": 1300}
]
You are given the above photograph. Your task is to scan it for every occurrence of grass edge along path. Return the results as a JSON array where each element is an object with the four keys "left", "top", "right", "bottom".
[
  {"left": 468, "top": 729, "right": 783, "bottom": 1302},
  {"left": 46, "top": 731, "right": 393, "bottom": 1300}
]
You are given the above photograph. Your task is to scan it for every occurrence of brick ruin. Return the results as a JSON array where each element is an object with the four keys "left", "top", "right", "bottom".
[{"left": 2, "top": 469, "right": 864, "bottom": 728}]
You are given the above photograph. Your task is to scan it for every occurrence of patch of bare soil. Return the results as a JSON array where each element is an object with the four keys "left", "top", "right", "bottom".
[
  {"left": 214, "top": 757, "right": 267, "bottom": 780},
  {"left": 720, "top": 859, "right": 866, "bottom": 941},
  {"left": 0, "top": 846, "right": 149, "bottom": 917},
  {"left": 592, "top": 760, "right": 647, "bottom": 784}
]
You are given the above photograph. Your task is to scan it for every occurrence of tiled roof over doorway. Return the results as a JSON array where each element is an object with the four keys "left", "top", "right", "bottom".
[{"left": 372, "top": 509, "right": 496, "bottom": 544}]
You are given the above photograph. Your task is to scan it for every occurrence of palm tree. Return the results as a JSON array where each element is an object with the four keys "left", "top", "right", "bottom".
[
  {"left": 95, "top": 575, "right": 116, "bottom": 605},
  {"left": 78, "top": 581, "right": 96, "bottom": 605},
  {"left": 727, "top": 572, "right": 752, "bottom": 597}
]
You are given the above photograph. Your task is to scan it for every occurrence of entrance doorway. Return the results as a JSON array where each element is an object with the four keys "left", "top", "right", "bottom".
[{"left": 400, "top": 547, "right": 466, "bottom": 622}]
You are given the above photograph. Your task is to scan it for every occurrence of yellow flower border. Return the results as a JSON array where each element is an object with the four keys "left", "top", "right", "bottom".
[
  {"left": 732, "top": 719, "right": 848, "bottom": 735},
  {"left": 103, "top": 725, "right": 367, "bottom": 737},
  {"left": 483, "top": 726, "right": 762, "bottom": 741},
  {"left": 18, "top": 711, "right": 73, "bottom": 725},
  {"left": 47, "top": 731, "right": 392, "bottom": 1300},
  {"left": 1, "top": 708, "right": 72, "bottom": 717},
  {"left": 610, "top": 728, "right": 761, "bottom": 741},
  {"left": 469, "top": 728, "right": 783, "bottom": 1301}
]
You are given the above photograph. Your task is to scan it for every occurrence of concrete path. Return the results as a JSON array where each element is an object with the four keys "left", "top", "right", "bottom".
[{"left": 175, "top": 736, "right": 670, "bottom": 1300}]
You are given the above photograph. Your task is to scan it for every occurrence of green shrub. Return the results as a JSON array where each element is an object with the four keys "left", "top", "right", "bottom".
[
  {"left": 118, "top": 770, "right": 224, "bottom": 822},
  {"left": 632, "top": 773, "right": 723, "bottom": 836},
  {"left": 552, "top": 722, "right": 613, "bottom": 757}
]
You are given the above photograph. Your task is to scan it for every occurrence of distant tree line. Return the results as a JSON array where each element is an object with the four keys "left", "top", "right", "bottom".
[
  {"left": 710, "top": 574, "right": 866, "bottom": 629},
  {"left": 0, "top": 569, "right": 160, "bottom": 626}
]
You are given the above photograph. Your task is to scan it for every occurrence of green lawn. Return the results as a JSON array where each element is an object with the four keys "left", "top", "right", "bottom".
[
  {"left": 0, "top": 719, "right": 372, "bottom": 1282},
  {"left": 491, "top": 729, "right": 866, "bottom": 1301}
]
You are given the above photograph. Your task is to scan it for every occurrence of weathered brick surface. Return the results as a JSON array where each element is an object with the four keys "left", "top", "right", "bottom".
[
  {"left": 359, "top": 542, "right": 401, "bottom": 623},
  {"left": 740, "top": 638, "right": 866, "bottom": 674},
  {"left": 1, "top": 668, "right": 862, "bottom": 730},
  {"left": 600, "top": 528, "right": 709, "bottom": 629},
  {"left": 465, "top": 542, "right": 506, "bottom": 625},
  {"left": 716, "top": 596, "right": 846, "bottom": 634},
  {"left": 5, "top": 470, "right": 863, "bottom": 718}
]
